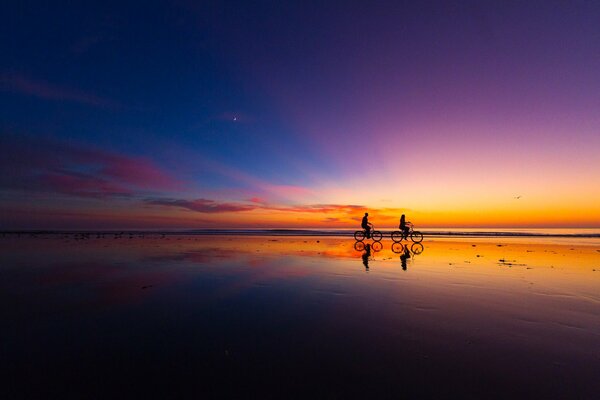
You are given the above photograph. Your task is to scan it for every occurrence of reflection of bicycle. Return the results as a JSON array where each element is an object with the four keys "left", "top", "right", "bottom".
[
  {"left": 391, "top": 222, "right": 423, "bottom": 243},
  {"left": 354, "top": 225, "right": 383, "bottom": 242},
  {"left": 354, "top": 241, "right": 382, "bottom": 252},
  {"left": 392, "top": 242, "right": 424, "bottom": 255}
]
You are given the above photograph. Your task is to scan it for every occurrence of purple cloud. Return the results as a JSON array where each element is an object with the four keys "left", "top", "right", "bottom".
[
  {"left": 144, "top": 197, "right": 367, "bottom": 215},
  {"left": 37, "top": 171, "right": 131, "bottom": 198},
  {"left": 0, "top": 73, "right": 116, "bottom": 107},
  {"left": 0, "top": 134, "right": 180, "bottom": 198},
  {"left": 146, "top": 198, "right": 256, "bottom": 213}
]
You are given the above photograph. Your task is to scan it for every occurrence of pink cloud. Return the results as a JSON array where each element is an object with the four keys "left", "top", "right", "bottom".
[
  {"left": 247, "top": 197, "right": 267, "bottom": 204},
  {"left": 146, "top": 198, "right": 256, "bottom": 213},
  {"left": 99, "top": 156, "right": 178, "bottom": 190},
  {"left": 192, "top": 156, "right": 315, "bottom": 202},
  {"left": 0, "top": 73, "right": 115, "bottom": 107},
  {"left": 0, "top": 135, "right": 181, "bottom": 198},
  {"left": 145, "top": 197, "right": 366, "bottom": 215},
  {"left": 274, "top": 204, "right": 365, "bottom": 213},
  {"left": 39, "top": 171, "right": 131, "bottom": 198}
]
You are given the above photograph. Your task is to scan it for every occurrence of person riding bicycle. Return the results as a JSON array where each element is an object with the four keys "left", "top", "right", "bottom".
[
  {"left": 361, "top": 212, "right": 373, "bottom": 239},
  {"left": 400, "top": 214, "right": 410, "bottom": 239}
]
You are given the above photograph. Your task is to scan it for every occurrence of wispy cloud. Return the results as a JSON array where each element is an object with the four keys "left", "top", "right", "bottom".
[
  {"left": 0, "top": 73, "right": 116, "bottom": 107},
  {"left": 146, "top": 198, "right": 255, "bottom": 213},
  {"left": 270, "top": 204, "right": 365, "bottom": 214},
  {"left": 247, "top": 197, "right": 267, "bottom": 204},
  {"left": 37, "top": 170, "right": 131, "bottom": 198},
  {"left": 0, "top": 134, "right": 180, "bottom": 198},
  {"left": 144, "top": 197, "right": 366, "bottom": 215},
  {"left": 192, "top": 156, "right": 316, "bottom": 203}
]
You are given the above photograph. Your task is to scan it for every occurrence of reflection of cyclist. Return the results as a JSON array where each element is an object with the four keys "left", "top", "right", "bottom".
[
  {"left": 400, "top": 246, "right": 411, "bottom": 270},
  {"left": 362, "top": 243, "right": 371, "bottom": 271},
  {"left": 361, "top": 212, "right": 373, "bottom": 239},
  {"left": 400, "top": 214, "right": 410, "bottom": 239}
]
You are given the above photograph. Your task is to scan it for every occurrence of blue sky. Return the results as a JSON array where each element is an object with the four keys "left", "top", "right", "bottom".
[{"left": 2, "top": 1, "right": 600, "bottom": 228}]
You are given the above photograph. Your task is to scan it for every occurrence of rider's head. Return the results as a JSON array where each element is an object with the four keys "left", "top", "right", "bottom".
[{"left": 365, "top": 212, "right": 368, "bottom": 216}]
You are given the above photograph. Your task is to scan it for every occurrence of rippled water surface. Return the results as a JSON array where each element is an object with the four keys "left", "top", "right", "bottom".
[{"left": 2, "top": 235, "right": 600, "bottom": 398}]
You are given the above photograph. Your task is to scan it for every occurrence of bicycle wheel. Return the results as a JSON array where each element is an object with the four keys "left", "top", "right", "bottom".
[
  {"left": 372, "top": 241, "right": 383, "bottom": 252},
  {"left": 410, "top": 231, "right": 423, "bottom": 243},
  {"left": 354, "top": 231, "right": 365, "bottom": 241},
  {"left": 391, "top": 231, "right": 404, "bottom": 242},
  {"left": 392, "top": 242, "right": 404, "bottom": 254},
  {"left": 371, "top": 231, "right": 383, "bottom": 242},
  {"left": 354, "top": 241, "right": 365, "bottom": 252},
  {"left": 411, "top": 242, "right": 424, "bottom": 255}
]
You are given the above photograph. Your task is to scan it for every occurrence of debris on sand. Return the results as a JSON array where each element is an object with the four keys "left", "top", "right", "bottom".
[{"left": 498, "top": 259, "right": 527, "bottom": 267}]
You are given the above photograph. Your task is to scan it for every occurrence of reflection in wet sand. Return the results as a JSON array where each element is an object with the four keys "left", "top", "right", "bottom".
[{"left": 1, "top": 234, "right": 600, "bottom": 398}]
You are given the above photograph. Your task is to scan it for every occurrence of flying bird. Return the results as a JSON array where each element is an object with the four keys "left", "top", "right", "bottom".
[{"left": 514, "top": 195, "right": 522, "bottom": 199}]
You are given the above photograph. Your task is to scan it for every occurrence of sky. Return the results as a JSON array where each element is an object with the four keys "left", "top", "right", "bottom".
[{"left": 1, "top": 0, "right": 600, "bottom": 229}]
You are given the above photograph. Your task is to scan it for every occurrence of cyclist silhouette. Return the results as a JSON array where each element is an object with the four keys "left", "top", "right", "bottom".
[
  {"left": 400, "top": 214, "right": 410, "bottom": 239},
  {"left": 361, "top": 212, "right": 372, "bottom": 239}
]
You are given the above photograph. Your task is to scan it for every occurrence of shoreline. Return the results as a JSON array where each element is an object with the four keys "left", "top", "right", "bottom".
[{"left": 2, "top": 229, "right": 600, "bottom": 238}]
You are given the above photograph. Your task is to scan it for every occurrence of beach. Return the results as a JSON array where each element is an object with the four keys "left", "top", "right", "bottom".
[{"left": 2, "top": 234, "right": 600, "bottom": 398}]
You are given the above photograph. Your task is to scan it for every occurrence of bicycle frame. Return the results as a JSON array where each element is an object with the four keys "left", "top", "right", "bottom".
[
  {"left": 354, "top": 226, "right": 383, "bottom": 242},
  {"left": 391, "top": 222, "right": 423, "bottom": 243}
]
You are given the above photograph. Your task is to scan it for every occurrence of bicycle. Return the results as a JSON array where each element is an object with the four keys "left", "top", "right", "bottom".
[
  {"left": 391, "top": 241, "right": 424, "bottom": 255},
  {"left": 354, "top": 240, "right": 383, "bottom": 252},
  {"left": 391, "top": 222, "right": 423, "bottom": 243},
  {"left": 354, "top": 225, "right": 383, "bottom": 242}
]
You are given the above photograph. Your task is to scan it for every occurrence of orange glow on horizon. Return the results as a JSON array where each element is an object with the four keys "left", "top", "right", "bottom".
[{"left": 5, "top": 200, "right": 600, "bottom": 230}]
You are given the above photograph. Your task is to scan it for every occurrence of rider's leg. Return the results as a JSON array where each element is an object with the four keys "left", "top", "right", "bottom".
[{"left": 366, "top": 227, "right": 371, "bottom": 239}]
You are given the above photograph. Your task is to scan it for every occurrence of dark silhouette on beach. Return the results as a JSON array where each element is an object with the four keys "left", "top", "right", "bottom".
[
  {"left": 411, "top": 242, "right": 424, "bottom": 255},
  {"left": 392, "top": 242, "right": 424, "bottom": 269},
  {"left": 361, "top": 212, "right": 372, "bottom": 239},
  {"left": 400, "top": 246, "right": 411, "bottom": 270},
  {"left": 400, "top": 214, "right": 409, "bottom": 239},
  {"left": 362, "top": 243, "right": 371, "bottom": 271}
]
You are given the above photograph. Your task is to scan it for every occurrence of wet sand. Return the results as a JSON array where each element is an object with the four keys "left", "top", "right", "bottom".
[{"left": 2, "top": 235, "right": 600, "bottom": 398}]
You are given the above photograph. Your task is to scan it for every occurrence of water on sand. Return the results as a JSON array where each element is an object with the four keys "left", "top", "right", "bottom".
[{"left": 2, "top": 235, "right": 600, "bottom": 398}]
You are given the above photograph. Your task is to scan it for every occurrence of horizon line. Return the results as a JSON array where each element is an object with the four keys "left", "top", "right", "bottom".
[{"left": 3, "top": 227, "right": 600, "bottom": 239}]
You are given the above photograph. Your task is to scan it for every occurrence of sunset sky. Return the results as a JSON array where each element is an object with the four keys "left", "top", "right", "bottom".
[{"left": 2, "top": 1, "right": 600, "bottom": 229}]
